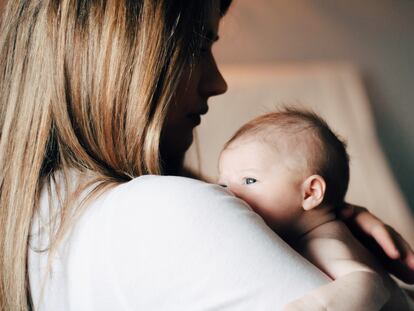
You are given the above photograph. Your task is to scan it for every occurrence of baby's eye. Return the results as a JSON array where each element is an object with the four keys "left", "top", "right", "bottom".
[
  {"left": 219, "top": 184, "right": 228, "bottom": 188},
  {"left": 243, "top": 177, "right": 257, "bottom": 185}
]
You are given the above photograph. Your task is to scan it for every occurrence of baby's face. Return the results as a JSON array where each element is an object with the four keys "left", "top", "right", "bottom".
[{"left": 218, "top": 139, "right": 305, "bottom": 232}]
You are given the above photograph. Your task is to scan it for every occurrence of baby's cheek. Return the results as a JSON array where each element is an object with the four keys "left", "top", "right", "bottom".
[
  {"left": 258, "top": 196, "right": 295, "bottom": 221},
  {"left": 235, "top": 191, "right": 257, "bottom": 208},
  {"left": 244, "top": 195, "right": 278, "bottom": 218},
  {"left": 230, "top": 190, "right": 262, "bottom": 212},
  {"left": 232, "top": 189, "right": 281, "bottom": 220}
]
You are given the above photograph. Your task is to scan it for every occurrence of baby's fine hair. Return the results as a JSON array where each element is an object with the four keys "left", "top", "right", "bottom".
[{"left": 225, "top": 108, "right": 350, "bottom": 208}]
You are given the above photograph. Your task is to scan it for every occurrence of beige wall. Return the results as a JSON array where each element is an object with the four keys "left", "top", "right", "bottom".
[{"left": 215, "top": 0, "right": 414, "bottom": 210}]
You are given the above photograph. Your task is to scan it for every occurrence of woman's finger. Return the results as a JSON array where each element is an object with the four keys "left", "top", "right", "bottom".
[
  {"left": 351, "top": 206, "right": 381, "bottom": 234},
  {"left": 407, "top": 251, "right": 414, "bottom": 270},
  {"left": 370, "top": 224, "right": 414, "bottom": 283},
  {"left": 392, "top": 229, "right": 414, "bottom": 268},
  {"left": 339, "top": 204, "right": 355, "bottom": 219},
  {"left": 371, "top": 225, "right": 400, "bottom": 259},
  {"left": 350, "top": 207, "right": 400, "bottom": 258},
  {"left": 341, "top": 203, "right": 414, "bottom": 283}
]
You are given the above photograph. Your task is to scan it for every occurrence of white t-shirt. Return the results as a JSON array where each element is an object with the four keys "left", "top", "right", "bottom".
[{"left": 29, "top": 174, "right": 329, "bottom": 310}]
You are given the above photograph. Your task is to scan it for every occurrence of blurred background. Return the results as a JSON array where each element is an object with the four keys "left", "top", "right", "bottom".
[{"left": 214, "top": 0, "right": 414, "bottom": 212}]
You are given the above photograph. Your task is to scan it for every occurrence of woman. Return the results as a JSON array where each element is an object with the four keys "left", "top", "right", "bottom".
[{"left": 0, "top": 0, "right": 412, "bottom": 310}]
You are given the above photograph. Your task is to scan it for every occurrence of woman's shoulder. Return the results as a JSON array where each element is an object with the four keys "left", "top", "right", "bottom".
[
  {"left": 77, "top": 175, "right": 328, "bottom": 310},
  {"left": 32, "top": 174, "right": 329, "bottom": 310},
  {"left": 96, "top": 174, "right": 252, "bottom": 224},
  {"left": 105, "top": 175, "right": 244, "bottom": 209},
  {"left": 114, "top": 174, "right": 228, "bottom": 199}
]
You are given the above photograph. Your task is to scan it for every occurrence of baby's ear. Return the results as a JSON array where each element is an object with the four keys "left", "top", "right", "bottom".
[{"left": 301, "top": 175, "right": 326, "bottom": 211}]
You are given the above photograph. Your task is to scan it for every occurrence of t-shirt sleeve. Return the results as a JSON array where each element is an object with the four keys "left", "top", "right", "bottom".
[{"left": 83, "top": 175, "right": 330, "bottom": 310}]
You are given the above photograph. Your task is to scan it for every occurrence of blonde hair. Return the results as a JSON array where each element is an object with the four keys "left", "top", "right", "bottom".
[
  {"left": 0, "top": 0, "right": 231, "bottom": 309},
  {"left": 224, "top": 108, "right": 350, "bottom": 208}
]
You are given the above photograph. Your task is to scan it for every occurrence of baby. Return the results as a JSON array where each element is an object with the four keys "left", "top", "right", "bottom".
[{"left": 218, "top": 109, "right": 402, "bottom": 311}]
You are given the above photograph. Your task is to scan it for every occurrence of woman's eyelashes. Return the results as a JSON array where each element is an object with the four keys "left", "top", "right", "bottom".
[{"left": 243, "top": 177, "right": 257, "bottom": 185}]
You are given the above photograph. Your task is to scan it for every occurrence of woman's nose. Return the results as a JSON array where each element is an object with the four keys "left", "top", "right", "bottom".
[{"left": 199, "top": 57, "right": 228, "bottom": 98}]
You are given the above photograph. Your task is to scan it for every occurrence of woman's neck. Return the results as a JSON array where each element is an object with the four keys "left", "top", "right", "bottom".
[{"left": 161, "top": 155, "right": 184, "bottom": 176}]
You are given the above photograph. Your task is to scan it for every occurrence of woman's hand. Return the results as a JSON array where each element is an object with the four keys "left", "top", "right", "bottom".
[{"left": 340, "top": 203, "right": 414, "bottom": 284}]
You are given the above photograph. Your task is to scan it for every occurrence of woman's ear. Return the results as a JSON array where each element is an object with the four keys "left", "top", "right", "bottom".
[{"left": 301, "top": 175, "right": 326, "bottom": 211}]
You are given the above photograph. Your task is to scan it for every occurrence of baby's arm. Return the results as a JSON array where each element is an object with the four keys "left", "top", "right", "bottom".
[{"left": 283, "top": 235, "right": 389, "bottom": 311}]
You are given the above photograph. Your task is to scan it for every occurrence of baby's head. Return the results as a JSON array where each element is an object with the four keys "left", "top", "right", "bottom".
[{"left": 218, "top": 108, "right": 349, "bottom": 236}]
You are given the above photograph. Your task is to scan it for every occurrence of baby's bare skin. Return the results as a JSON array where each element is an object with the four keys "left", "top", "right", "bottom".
[
  {"left": 284, "top": 218, "right": 394, "bottom": 311},
  {"left": 219, "top": 138, "right": 408, "bottom": 310}
]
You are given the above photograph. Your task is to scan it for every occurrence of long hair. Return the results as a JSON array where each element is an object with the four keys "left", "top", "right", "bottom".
[{"left": 0, "top": 0, "right": 232, "bottom": 309}]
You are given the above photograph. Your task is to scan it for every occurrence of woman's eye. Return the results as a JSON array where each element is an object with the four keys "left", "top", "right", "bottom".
[{"left": 243, "top": 178, "right": 257, "bottom": 185}]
